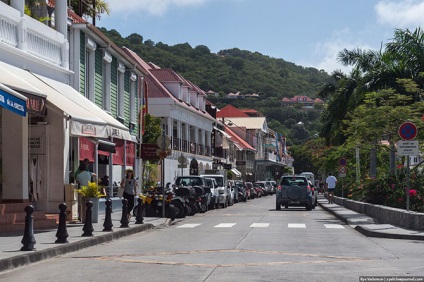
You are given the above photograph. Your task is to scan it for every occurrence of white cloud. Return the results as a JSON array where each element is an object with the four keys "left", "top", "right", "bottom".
[
  {"left": 302, "top": 29, "right": 375, "bottom": 75},
  {"left": 375, "top": 0, "right": 424, "bottom": 28},
  {"left": 106, "top": 0, "right": 209, "bottom": 16}
]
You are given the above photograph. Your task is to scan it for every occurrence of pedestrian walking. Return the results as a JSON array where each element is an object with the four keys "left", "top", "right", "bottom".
[
  {"left": 121, "top": 168, "right": 137, "bottom": 220},
  {"left": 325, "top": 172, "right": 337, "bottom": 204}
]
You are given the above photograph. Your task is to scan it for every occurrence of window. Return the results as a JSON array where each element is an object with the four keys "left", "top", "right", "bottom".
[
  {"left": 129, "top": 72, "right": 137, "bottom": 124},
  {"left": 85, "top": 37, "right": 96, "bottom": 101},
  {"left": 117, "top": 62, "right": 125, "bottom": 120},
  {"left": 102, "top": 50, "right": 112, "bottom": 112}
]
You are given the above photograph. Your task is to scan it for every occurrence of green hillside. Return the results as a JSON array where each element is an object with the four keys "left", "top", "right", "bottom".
[{"left": 101, "top": 28, "right": 331, "bottom": 144}]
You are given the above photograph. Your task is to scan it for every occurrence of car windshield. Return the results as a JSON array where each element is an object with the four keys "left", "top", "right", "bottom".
[
  {"left": 176, "top": 177, "right": 204, "bottom": 186},
  {"left": 281, "top": 177, "right": 307, "bottom": 186},
  {"left": 209, "top": 176, "right": 224, "bottom": 186}
]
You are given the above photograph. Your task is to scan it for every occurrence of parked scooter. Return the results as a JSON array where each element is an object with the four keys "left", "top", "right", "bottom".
[
  {"left": 174, "top": 185, "right": 197, "bottom": 216},
  {"left": 133, "top": 186, "right": 176, "bottom": 220}
]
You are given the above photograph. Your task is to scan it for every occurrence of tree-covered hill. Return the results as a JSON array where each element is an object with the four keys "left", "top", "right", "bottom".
[
  {"left": 101, "top": 28, "right": 333, "bottom": 99},
  {"left": 101, "top": 28, "right": 332, "bottom": 144}
]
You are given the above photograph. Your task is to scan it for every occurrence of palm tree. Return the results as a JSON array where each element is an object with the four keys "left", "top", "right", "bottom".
[
  {"left": 318, "top": 70, "right": 361, "bottom": 146},
  {"left": 71, "top": 0, "right": 110, "bottom": 25},
  {"left": 337, "top": 28, "right": 424, "bottom": 102}
]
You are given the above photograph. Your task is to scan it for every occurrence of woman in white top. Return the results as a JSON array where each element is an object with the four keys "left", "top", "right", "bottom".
[{"left": 121, "top": 168, "right": 137, "bottom": 220}]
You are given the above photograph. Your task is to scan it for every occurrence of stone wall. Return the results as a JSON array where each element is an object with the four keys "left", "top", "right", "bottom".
[{"left": 333, "top": 196, "right": 424, "bottom": 231}]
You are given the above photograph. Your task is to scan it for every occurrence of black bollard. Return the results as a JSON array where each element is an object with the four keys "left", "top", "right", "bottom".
[
  {"left": 120, "top": 198, "right": 129, "bottom": 228},
  {"left": 103, "top": 199, "right": 113, "bottom": 231},
  {"left": 21, "top": 205, "right": 36, "bottom": 251},
  {"left": 135, "top": 198, "right": 144, "bottom": 224},
  {"left": 55, "top": 203, "right": 69, "bottom": 243},
  {"left": 82, "top": 201, "right": 94, "bottom": 237}
]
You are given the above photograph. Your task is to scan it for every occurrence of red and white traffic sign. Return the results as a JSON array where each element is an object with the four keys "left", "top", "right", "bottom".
[{"left": 398, "top": 122, "right": 418, "bottom": 141}]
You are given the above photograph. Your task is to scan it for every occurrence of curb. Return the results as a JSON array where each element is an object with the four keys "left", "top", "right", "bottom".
[
  {"left": 0, "top": 223, "right": 155, "bottom": 273},
  {"left": 354, "top": 225, "right": 424, "bottom": 241},
  {"left": 319, "top": 201, "right": 424, "bottom": 241}
]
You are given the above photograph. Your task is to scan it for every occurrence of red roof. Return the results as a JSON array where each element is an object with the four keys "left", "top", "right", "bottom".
[
  {"left": 150, "top": 69, "right": 183, "bottom": 83},
  {"left": 216, "top": 105, "right": 249, "bottom": 118},
  {"left": 68, "top": 9, "right": 87, "bottom": 24},
  {"left": 122, "top": 47, "right": 214, "bottom": 121},
  {"left": 225, "top": 127, "right": 255, "bottom": 151}
]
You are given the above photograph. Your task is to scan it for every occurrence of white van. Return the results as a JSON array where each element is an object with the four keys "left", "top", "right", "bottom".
[{"left": 200, "top": 174, "right": 228, "bottom": 208}]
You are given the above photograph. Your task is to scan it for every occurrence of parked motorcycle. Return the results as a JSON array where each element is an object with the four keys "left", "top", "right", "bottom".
[
  {"left": 133, "top": 186, "right": 176, "bottom": 220},
  {"left": 174, "top": 186, "right": 198, "bottom": 216}
]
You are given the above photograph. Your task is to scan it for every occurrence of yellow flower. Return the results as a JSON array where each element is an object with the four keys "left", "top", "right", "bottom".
[{"left": 77, "top": 181, "right": 106, "bottom": 198}]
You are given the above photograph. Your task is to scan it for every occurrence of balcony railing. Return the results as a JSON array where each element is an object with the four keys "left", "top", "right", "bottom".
[
  {"left": 0, "top": 3, "right": 67, "bottom": 67},
  {"left": 171, "top": 137, "right": 210, "bottom": 156}
]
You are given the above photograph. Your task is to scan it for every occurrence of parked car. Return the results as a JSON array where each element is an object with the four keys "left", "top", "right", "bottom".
[
  {"left": 266, "top": 180, "right": 277, "bottom": 195},
  {"left": 276, "top": 175, "right": 313, "bottom": 211},
  {"left": 234, "top": 180, "right": 247, "bottom": 202},
  {"left": 255, "top": 181, "right": 271, "bottom": 196},
  {"left": 245, "top": 182, "right": 254, "bottom": 199},
  {"left": 227, "top": 180, "right": 240, "bottom": 203},
  {"left": 204, "top": 177, "right": 219, "bottom": 210},
  {"left": 200, "top": 174, "right": 228, "bottom": 208},
  {"left": 226, "top": 180, "right": 235, "bottom": 206}
]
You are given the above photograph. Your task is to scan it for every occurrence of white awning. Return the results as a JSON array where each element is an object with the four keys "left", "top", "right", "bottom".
[
  {"left": 213, "top": 126, "right": 231, "bottom": 138},
  {"left": 0, "top": 61, "right": 131, "bottom": 140},
  {"left": 231, "top": 168, "right": 242, "bottom": 177}
]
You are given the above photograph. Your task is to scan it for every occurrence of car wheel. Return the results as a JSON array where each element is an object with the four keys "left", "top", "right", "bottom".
[
  {"left": 276, "top": 202, "right": 281, "bottom": 210},
  {"left": 306, "top": 203, "right": 312, "bottom": 211}
]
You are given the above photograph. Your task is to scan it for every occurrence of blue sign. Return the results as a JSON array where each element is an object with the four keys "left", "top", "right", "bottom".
[{"left": 0, "top": 88, "right": 26, "bottom": 117}]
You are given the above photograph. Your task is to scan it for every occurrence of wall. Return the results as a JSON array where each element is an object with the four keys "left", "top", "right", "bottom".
[{"left": 334, "top": 196, "right": 424, "bottom": 231}]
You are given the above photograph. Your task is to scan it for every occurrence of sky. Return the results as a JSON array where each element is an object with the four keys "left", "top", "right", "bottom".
[{"left": 98, "top": 0, "right": 424, "bottom": 75}]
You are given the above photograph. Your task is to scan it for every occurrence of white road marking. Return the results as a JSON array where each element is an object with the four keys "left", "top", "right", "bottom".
[
  {"left": 324, "top": 224, "right": 345, "bottom": 229},
  {"left": 288, "top": 223, "right": 306, "bottom": 228},
  {"left": 176, "top": 224, "right": 202, "bottom": 228},
  {"left": 215, "top": 223, "right": 236, "bottom": 228},
  {"left": 250, "top": 223, "right": 270, "bottom": 228}
]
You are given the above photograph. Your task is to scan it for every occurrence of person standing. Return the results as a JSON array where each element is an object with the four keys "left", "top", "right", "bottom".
[
  {"left": 121, "top": 168, "right": 137, "bottom": 220},
  {"left": 325, "top": 172, "right": 337, "bottom": 204}
]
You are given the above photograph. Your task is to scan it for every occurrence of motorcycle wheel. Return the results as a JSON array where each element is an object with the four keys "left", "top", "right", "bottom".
[
  {"left": 174, "top": 203, "right": 185, "bottom": 218},
  {"left": 166, "top": 204, "right": 176, "bottom": 221},
  {"left": 185, "top": 204, "right": 191, "bottom": 216},
  {"left": 188, "top": 202, "right": 197, "bottom": 216},
  {"left": 199, "top": 202, "right": 207, "bottom": 213}
]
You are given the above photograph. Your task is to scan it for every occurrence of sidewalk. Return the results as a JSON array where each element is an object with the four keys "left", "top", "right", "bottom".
[
  {"left": 0, "top": 210, "right": 172, "bottom": 273},
  {"left": 318, "top": 195, "right": 424, "bottom": 241}
]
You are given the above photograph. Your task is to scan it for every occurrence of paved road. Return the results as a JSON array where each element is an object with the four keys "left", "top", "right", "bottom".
[{"left": 0, "top": 195, "right": 423, "bottom": 282}]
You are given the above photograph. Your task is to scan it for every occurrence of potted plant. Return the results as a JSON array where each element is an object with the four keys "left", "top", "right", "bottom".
[{"left": 77, "top": 181, "right": 105, "bottom": 223}]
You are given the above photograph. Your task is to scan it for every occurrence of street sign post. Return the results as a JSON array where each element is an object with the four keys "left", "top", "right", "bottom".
[
  {"left": 397, "top": 141, "right": 419, "bottom": 156},
  {"left": 398, "top": 122, "right": 418, "bottom": 212}
]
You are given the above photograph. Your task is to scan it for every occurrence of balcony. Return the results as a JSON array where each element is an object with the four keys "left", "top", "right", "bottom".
[
  {"left": 0, "top": 2, "right": 67, "bottom": 67},
  {"left": 172, "top": 137, "right": 210, "bottom": 157}
]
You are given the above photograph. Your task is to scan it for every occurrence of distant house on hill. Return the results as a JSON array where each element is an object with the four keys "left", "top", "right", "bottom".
[
  {"left": 225, "top": 91, "right": 260, "bottom": 99},
  {"left": 217, "top": 105, "right": 264, "bottom": 118},
  {"left": 280, "top": 95, "right": 324, "bottom": 108},
  {"left": 206, "top": 90, "right": 219, "bottom": 97}
]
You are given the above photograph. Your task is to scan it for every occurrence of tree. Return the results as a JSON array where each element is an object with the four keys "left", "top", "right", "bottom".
[
  {"left": 142, "top": 114, "right": 161, "bottom": 144},
  {"left": 70, "top": 0, "right": 110, "bottom": 22}
]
